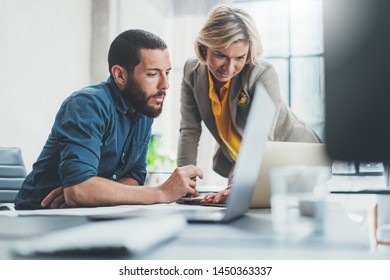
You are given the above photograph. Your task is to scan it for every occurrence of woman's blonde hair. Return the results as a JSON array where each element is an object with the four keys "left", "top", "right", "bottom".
[{"left": 195, "top": 5, "right": 263, "bottom": 65}]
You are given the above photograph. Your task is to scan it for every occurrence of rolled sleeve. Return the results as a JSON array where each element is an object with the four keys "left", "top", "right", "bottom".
[{"left": 54, "top": 93, "right": 108, "bottom": 187}]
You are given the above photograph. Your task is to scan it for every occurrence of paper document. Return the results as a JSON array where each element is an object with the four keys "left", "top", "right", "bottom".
[{"left": 0, "top": 205, "right": 142, "bottom": 217}]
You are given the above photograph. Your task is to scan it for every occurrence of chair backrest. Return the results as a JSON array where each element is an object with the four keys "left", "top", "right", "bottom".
[{"left": 0, "top": 147, "right": 27, "bottom": 203}]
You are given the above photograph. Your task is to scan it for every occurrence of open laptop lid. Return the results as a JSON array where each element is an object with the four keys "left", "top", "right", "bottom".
[{"left": 222, "top": 84, "right": 276, "bottom": 222}]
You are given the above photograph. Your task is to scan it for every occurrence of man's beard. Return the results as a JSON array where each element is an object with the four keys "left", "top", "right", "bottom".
[{"left": 122, "top": 77, "right": 165, "bottom": 118}]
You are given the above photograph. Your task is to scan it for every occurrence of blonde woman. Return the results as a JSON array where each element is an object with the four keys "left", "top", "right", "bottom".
[{"left": 177, "top": 5, "right": 320, "bottom": 204}]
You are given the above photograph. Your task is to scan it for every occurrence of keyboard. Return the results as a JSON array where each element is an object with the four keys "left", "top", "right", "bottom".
[
  {"left": 329, "top": 160, "right": 388, "bottom": 194},
  {"left": 331, "top": 161, "right": 385, "bottom": 176}
]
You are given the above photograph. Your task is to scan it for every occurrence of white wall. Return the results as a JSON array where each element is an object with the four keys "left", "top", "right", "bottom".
[
  {"left": 0, "top": 0, "right": 92, "bottom": 171},
  {"left": 112, "top": 0, "right": 177, "bottom": 152},
  {"left": 0, "top": 0, "right": 227, "bottom": 185}
]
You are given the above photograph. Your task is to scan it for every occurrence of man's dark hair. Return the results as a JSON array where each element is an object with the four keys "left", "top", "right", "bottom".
[{"left": 108, "top": 29, "right": 167, "bottom": 75}]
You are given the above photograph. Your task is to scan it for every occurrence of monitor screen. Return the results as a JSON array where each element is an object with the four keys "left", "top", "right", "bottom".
[{"left": 324, "top": 0, "right": 390, "bottom": 162}]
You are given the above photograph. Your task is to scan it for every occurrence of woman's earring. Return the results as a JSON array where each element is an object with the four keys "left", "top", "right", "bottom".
[{"left": 201, "top": 46, "right": 207, "bottom": 58}]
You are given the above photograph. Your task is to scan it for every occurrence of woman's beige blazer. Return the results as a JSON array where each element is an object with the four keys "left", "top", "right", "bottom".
[{"left": 177, "top": 58, "right": 320, "bottom": 177}]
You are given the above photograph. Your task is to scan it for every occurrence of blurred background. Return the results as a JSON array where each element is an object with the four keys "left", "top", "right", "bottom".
[{"left": 0, "top": 0, "right": 324, "bottom": 186}]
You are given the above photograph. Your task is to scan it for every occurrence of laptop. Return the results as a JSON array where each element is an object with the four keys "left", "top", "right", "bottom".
[
  {"left": 250, "top": 141, "right": 332, "bottom": 208},
  {"left": 179, "top": 141, "right": 332, "bottom": 210},
  {"left": 176, "top": 85, "right": 276, "bottom": 223}
]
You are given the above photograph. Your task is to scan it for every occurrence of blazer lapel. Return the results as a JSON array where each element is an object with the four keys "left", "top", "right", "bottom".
[
  {"left": 229, "top": 65, "right": 253, "bottom": 135},
  {"left": 229, "top": 75, "right": 241, "bottom": 129},
  {"left": 193, "top": 64, "right": 222, "bottom": 143}
]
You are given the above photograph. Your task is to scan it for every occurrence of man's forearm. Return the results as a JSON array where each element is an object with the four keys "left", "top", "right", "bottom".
[
  {"left": 60, "top": 165, "right": 203, "bottom": 208},
  {"left": 63, "top": 176, "right": 166, "bottom": 207}
]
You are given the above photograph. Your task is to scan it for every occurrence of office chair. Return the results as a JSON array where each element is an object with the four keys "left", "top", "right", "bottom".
[{"left": 0, "top": 147, "right": 27, "bottom": 204}]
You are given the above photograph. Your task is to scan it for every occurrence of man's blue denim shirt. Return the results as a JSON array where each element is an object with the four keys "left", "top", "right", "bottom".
[{"left": 15, "top": 77, "right": 153, "bottom": 209}]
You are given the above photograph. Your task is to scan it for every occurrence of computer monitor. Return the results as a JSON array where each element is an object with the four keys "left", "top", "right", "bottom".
[{"left": 324, "top": 0, "right": 390, "bottom": 162}]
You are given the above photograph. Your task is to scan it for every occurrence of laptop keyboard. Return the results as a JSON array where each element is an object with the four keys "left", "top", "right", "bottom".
[
  {"left": 331, "top": 160, "right": 385, "bottom": 176},
  {"left": 329, "top": 161, "right": 388, "bottom": 192}
]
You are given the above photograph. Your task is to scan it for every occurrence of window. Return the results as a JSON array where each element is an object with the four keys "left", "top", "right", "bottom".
[
  {"left": 111, "top": 0, "right": 325, "bottom": 181},
  {"left": 234, "top": 0, "right": 325, "bottom": 139}
]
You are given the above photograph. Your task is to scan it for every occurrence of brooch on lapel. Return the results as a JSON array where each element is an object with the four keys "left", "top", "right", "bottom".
[{"left": 237, "top": 91, "right": 250, "bottom": 106}]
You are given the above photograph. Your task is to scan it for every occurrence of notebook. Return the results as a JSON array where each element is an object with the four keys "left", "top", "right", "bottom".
[{"left": 176, "top": 84, "right": 276, "bottom": 222}]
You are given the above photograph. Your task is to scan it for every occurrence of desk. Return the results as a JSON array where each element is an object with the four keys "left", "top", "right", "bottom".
[
  {"left": 0, "top": 201, "right": 389, "bottom": 260},
  {"left": 140, "top": 203, "right": 387, "bottom": 260}
]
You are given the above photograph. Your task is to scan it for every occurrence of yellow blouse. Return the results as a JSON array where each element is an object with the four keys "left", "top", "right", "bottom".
[{"left": 208, "top": 71, "right": 242, "bottom": 161}]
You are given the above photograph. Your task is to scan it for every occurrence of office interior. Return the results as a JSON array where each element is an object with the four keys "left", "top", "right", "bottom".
[
  {"left": 1, "top": 0, "right": 390, "bottom": 260},
  {"left": 0, "top": 0, "right": 325, "bottom": 182}
]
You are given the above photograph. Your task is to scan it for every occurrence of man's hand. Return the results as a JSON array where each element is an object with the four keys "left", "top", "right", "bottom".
[
  {"left": 40, "top": 165, "right": 203, "bottom": 208},
  {"left": 158, "top": 165, "right": 203, "bottom": 203},
  {"left": 41, "top": 186, "right": 68, "bottom": 209}
]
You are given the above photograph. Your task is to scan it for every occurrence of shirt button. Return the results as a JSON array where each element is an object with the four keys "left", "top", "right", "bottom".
[{"left": 112, "top": 174, "right": 117, "bottom": 180}]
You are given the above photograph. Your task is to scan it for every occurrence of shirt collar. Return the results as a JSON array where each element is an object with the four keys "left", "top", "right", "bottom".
[
  {"left": 207, "top": 70, "right": 231, "bottom": 91},
  {"left": 208, "top": 70, "right": 231, "bottom": 102},
  {"left": 107, "top": 76, "right": 130, "bottom": 114},
  {"left": 107, "top": 76, "right": 142, "bottom": 122}
]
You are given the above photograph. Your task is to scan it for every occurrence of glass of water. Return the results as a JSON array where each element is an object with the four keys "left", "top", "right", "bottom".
[{"left": 270, "top": 165, "right": 331, "bottom": 238}]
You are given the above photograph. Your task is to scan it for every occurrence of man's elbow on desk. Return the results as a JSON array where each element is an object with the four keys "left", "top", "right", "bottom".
[
  {"left": 63, "top": 177, "right": 119, "bottom": 207},
  {"left": 63, "top": 180, "right": 94, "bottom": 208}
]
